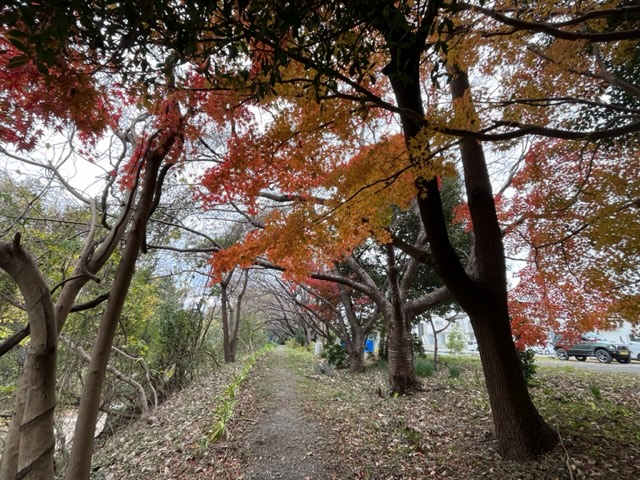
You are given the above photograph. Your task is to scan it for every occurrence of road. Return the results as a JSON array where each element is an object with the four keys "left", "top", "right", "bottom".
[{"left": 537, "top": 356, "right": 640, "bottom": 374}]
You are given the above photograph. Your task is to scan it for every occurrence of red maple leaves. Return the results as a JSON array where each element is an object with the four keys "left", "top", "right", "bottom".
[{"left": 0, "top": 34, "right": 114, "bottom": 151}]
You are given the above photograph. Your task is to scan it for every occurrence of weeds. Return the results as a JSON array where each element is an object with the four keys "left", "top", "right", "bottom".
[
  {"left": 202, "top": 344, "right": 273, "bottom": 447},
  {"left": 414, "top": 357, "right": 435, "bottom": 377},
  {"left": 590, "top": 384, "right": 602, "bottom": 401}
]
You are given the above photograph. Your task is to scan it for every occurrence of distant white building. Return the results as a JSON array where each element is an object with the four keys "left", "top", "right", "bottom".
[
  {"left": 415, "top": 316, "right": 640, "bottom": 359},
  {"left": 414, "top": 313, "right": 476, "bottom": 352}
]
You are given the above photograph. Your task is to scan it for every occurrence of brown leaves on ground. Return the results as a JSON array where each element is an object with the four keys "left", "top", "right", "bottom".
[
  {"left": 90, "top": 363, "right": 246, "bottom": 480},
  {"left": 90, "top": 349, "right": 640, "bottom": 480},
  {"left": 296, "top": 357, "right": 640, "bottom": 479}
]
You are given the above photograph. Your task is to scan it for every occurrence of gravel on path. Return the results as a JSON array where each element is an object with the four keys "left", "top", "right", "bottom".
[{"left": 237, "top": 346, "right": 330, "bottom": 480}]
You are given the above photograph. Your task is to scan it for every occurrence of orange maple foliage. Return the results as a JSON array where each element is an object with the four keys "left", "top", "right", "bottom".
[
  {"left": 501, "top": 138, "right": 640, "bottom": 339},
  {"left": 202, "top": 122, "right": 420, "bottom": 279},
  {"left": 196, "top": 62, "right": 439, "bottom": 279}
]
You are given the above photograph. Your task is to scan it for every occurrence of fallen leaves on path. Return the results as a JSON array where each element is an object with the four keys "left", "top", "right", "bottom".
[{"left": 91, "top": 349, "right": 640, "bottom": 480}]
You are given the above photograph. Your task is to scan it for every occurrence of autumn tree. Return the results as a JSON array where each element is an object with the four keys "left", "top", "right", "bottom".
[
  {"left": 295, "top": 277, "right": 378, "bottom": 373},
  {"left": 188, "top": 0, "right": 563, "bottom": 458},
  {"left": 259, "top": 277, "right": 330, "bottom": 344},
  {"left": 1, "top": 37, "right": 219, "bottom": 478},
  {"left": 4, "top": 0, "right": 638, "bottom": 462},
  {"left": 0, "top": 25, "right": 128, "bottom": 477},
  {"left": 218, "top": 267, "right": 249, "bottom": 362},
  {"left": 0, "top": 234, "right": 56, "bottom": 480},
  {"left": 501, "top": 138, "right": 640, "bottom": 344}
]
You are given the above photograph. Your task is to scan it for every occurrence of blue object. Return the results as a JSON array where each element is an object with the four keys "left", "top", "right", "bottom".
[{"left": 364, "top": 339, "right": 374, "bottom": 353}]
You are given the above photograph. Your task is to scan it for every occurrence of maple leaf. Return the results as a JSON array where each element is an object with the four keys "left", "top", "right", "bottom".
[
  {"left": 0, "top": 34, "right": 115, "bottom": 150},
  {"left": 501, "top": 138, "right": 640, "bottom": 337}
]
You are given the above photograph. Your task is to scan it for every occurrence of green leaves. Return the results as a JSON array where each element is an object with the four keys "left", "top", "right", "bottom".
[{"left": 203, "top": 344, "right": 272, "bottom": 445}]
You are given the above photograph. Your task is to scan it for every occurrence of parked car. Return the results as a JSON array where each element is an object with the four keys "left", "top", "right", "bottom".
[{"left": 553, "top": 336, "right": 632, "bottom": 364}]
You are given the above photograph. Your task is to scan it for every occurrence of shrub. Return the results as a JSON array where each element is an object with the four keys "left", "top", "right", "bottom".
[
  {"left": 411, "top": 333, "right": 426, "bottom": 358},
  {"left": 284, "top": 337, "right": 302, "bottom": 349},
  {"left": 324, "top": 342, "right": 349, "bottom": 369},
  {"left": 414, "top": 357, "right": 435, "bottom": 377},
  {"left": 448, "top": 365, "right": 462, "bottom": 379},
  {"left": 518, "top": 348, "right": 537, "bottom": 382},
  {"left": 446, "top": 324, "right": 466, "bottom": 355},
  {"left": 293, "top": 330, "right": 307, "bottom": 347}
]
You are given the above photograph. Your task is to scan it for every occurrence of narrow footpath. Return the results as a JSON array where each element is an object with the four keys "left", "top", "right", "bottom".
[
  {"left": 233, "top": 346, "right": 332, "bottom": 479},
  {"left": 90, "top": 346, "right": 337, "bottom": 480},
  {"left": 90, "top": 346, "right": 640, "bottom": 479}
]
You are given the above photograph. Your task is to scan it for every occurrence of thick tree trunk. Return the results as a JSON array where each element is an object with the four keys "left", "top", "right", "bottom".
[
  {"left": 470, "top": 306, "right": 558, "bottom": 458},
  {"left": 0, "top": 377, "right": 26, "bottom": 480},
  {"left": 379, "top": 17, "right": 557, "bottom": 455},
  {"left": 64, "top": 123, "right": 180, "bottom": 480},
  {"left": 446, "top": 65, "right": 557, "bottom": 458},
  {"left": 0, "top": 152, "right": 136, "bottom": 480},
  {"left": 386, "top": 309, "right": 416, "bottom": 394},
  {"left": 0, "top": 235, "right": 57, "bottom": 480},
  {"left": 346, "top": 329, "right": 365, "bottom": 373},
  {"left": 385, "top": 245, "right": 417, "bottom": 393}
]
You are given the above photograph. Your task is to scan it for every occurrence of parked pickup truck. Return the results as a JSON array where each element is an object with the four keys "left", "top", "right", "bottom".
[{"left": 553, "top": 336, "right": 632, "bottom": 364}]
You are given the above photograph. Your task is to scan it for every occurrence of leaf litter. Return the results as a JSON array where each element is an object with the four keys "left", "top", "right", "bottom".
[{"left": 90, "top": 349, "right": 640, "bottom": 479}]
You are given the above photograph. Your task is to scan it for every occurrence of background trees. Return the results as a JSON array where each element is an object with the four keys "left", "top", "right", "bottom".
[
  {"left": 502, "top": 137, "right": 640, "bottom": 344},
  {"left": 0, "top": 0, "right": 638, "bottom": 471}
]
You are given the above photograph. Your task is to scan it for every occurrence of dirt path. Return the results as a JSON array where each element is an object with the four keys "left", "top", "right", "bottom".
[
  {"left": 235, "top": 346, "right": 330, "bottom": 480},
  {"left": 89, "top": 346, "right": 640, "bottom": 479}
]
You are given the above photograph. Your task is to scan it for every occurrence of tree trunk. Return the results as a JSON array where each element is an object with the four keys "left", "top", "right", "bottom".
[
  {"left": 64, "top": 122, "right": 181, "bottom": 480},
  {"left": 230, "top": 269, "right": 249, "bottom": 361},
  {"left": 346, "top": 329, "right": 365, "bottom": 373},
  {"left": 220, "top": 276, "right": 233, "bottom": 363},
  {"left": 447, "top": 65, "right": 557, "bottom": 458},
  {"left": 470, "top": 306, "right": 558, "bottom": 458},
  {"left": 429, "top": 319, "right": 439, "bottom": 368},
  {"left": 0, "top": 235, "right": 57, "bottom": 480},
  {"left": 379, "top": 18, "right": 557, "bottom": 456},
  {"left": 335, "top": 282, "right": 367, "bottom": 373},
  {"left": 0, "top": 146, "right": 137, "bottom": 480},
  {"left": 219, "top": 268, "right": 249, "bottom": 363},
  {"left": 385, "top": 245, "right": 417, "bottom": 393},
  {"left": 386, "top": 310, "right": 416, "bottom": 394}
]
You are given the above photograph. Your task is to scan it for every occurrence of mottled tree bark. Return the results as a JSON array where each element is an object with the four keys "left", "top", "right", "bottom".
[{"left": 0, "top": 235, "right": 57, "bottom": 480}]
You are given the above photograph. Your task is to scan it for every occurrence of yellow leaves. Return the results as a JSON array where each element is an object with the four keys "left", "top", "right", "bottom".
[
  {"left": 408, "top": 128, "right": 431, "bottom": 164},
  {"left": 450, "top": 89, "right": 481, "bottom": 131},
  {"left": 407, "top": 128, "right": 458, "bottom": 186},
  {"left": 607, "top": 39, "right": 639, "bottom": 70}
]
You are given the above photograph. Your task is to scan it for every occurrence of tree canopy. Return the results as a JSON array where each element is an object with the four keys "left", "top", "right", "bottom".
[{"left": 0, "top": 0, "right": 638, "bottom": 472}]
